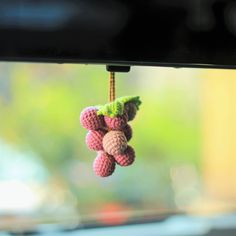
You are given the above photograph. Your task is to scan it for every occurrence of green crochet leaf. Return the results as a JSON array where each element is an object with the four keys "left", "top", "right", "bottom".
[
  {"left": 97, "top": 100, "right": 123, "bottom": 118},
  {"left": 116, "top": 96, "right": 142, "bottom": 110},
  {"left": 97, "top": 96, "right": 141, "bottom": 118}
]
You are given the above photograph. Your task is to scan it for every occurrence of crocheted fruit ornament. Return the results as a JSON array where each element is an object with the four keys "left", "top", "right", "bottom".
[
  {"left": 80, "top": 106, "right": 105, "bottom": 130},
  {"left": 102, "top": 130, "right": 127, "bottom": 156},
  {"left": 93, "top": 152, "right": 116, "bottom": 177},
  {"left": 115, "top": 145, "right": 135, "bottom": 166},
  {"left": 80, "top": 72, "right": 141, "bottom": 177},
  {"left": 86, "top": 129, "right": 106, "bottom": 151}
]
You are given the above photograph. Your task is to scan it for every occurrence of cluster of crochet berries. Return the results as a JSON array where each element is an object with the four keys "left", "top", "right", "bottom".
[{"left": 80, "top": 98, "right": 140, "bottom": 177}]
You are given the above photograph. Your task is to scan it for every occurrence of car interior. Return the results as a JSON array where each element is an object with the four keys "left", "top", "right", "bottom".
[{"left": 1, "top": 1, "right": 236, "bottom": 235}]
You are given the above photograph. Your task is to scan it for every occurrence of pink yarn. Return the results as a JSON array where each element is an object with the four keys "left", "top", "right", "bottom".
[
  {"left": 80, "top": 99, "right": 140, "bottom": 177},
  {"left": 93, "top": 152, "right": 116, "bottom": 177},
  {"left": 86, "top": 129, "right": 106, "bottom": 151},
  {"left": 114, "top": 146, "right": 135, "bottom": 166},
  {"left": 124, "top": 103, "right": 137, "bottom": 121},
  {"left": 104, "top": 114, "right": 128, "bottom": 130},
  {"left": 103, "top": 131, "right": 127, "bottom": 156},
  {"left": 80, "top": 107, "right": 104, "bottom": 130},
  {"left": 122, "top": 124, "right": 132, "bottom": 142}
]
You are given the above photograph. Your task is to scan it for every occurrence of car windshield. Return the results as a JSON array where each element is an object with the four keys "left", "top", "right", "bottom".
[{"left": 0, "top": 63, "right": 235, "bottom": 233}]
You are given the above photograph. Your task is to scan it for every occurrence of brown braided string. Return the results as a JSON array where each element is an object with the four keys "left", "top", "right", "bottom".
[{"left": 109, "top": 72, "right": 115, "bottom": 102}]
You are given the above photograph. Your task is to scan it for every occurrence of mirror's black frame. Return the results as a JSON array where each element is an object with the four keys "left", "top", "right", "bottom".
[{"left": 1, "top": 0, "right": 236, "bottom": 69}]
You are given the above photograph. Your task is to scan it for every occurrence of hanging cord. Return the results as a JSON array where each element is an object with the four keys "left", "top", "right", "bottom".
[{"left": 109, "top": 72, "right": 115, "bottom": 102}]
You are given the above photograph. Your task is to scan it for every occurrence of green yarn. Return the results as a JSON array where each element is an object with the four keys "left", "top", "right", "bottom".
[
  {"left": 97, "top": 101, "right": 123, "bottom": 118},
  {"left": 116, "top": 96, "right": 142, "bottom": 110},
  {"left": 97, "top": 96, "right": 141, "bottom": 118}
]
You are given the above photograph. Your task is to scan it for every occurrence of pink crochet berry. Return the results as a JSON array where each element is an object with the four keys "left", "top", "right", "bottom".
[
  {"left": 93, "top": 152, "right": 116, "bottom": 177},
  {"left": 104, "top": 114, "right": 128, "bottom": 130},
  {"left": 80, "top": 106, "right": 104, "bottom": 130},
  {"left": 103, "top": 131, "right": 127, "bottom": 156},
  {"left": 86, "top": 129, "right": 106, "bottom": 151},
  {"left": 124, "top": 102, "right": 137, "bottom": 121},
  {"left": 122, "top": 124, "right": 132, "bottom": 142},
  {"left": 114, "top": 146, "right": 135, "bottom": 166}
]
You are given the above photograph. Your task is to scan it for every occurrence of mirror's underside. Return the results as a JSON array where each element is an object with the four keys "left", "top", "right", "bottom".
[{"left": 1, "top": 0, "right": 236, "bottom": 69}]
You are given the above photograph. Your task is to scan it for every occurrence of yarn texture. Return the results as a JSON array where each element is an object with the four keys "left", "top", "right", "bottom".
[
  {"left": 103, "top": 131, "right": 127, "bottom": 156},
  {"left": 93, "top": 152, "right": 116, "bottom": 177},
  {"left": 115, "top": 146, "right": 135, "bottom": 166},
  {"left": 122, "top": 124, "right": 132, "bottom": 142},
  {"left": 86, "top": 129, "right": 106, "bottom": 151},
  {"left": 80, "top": 95, "right": 141, "bottom": 177},
  {"left": 124, "top": 102, "right": 137, "bottom": 121},
  {"left": 104, "top": 114, "right": 128, "bottom": 130},
  {"left": 97, "top": 96, "right": 141, "bottom": 118},
  {"left": 80, "top": 106, "right": 104, "bottom": 130}
]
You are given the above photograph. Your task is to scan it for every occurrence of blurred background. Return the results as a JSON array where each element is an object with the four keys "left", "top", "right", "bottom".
[{"left": 0, "top": 63, "right": 235, "bottom": 231}]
